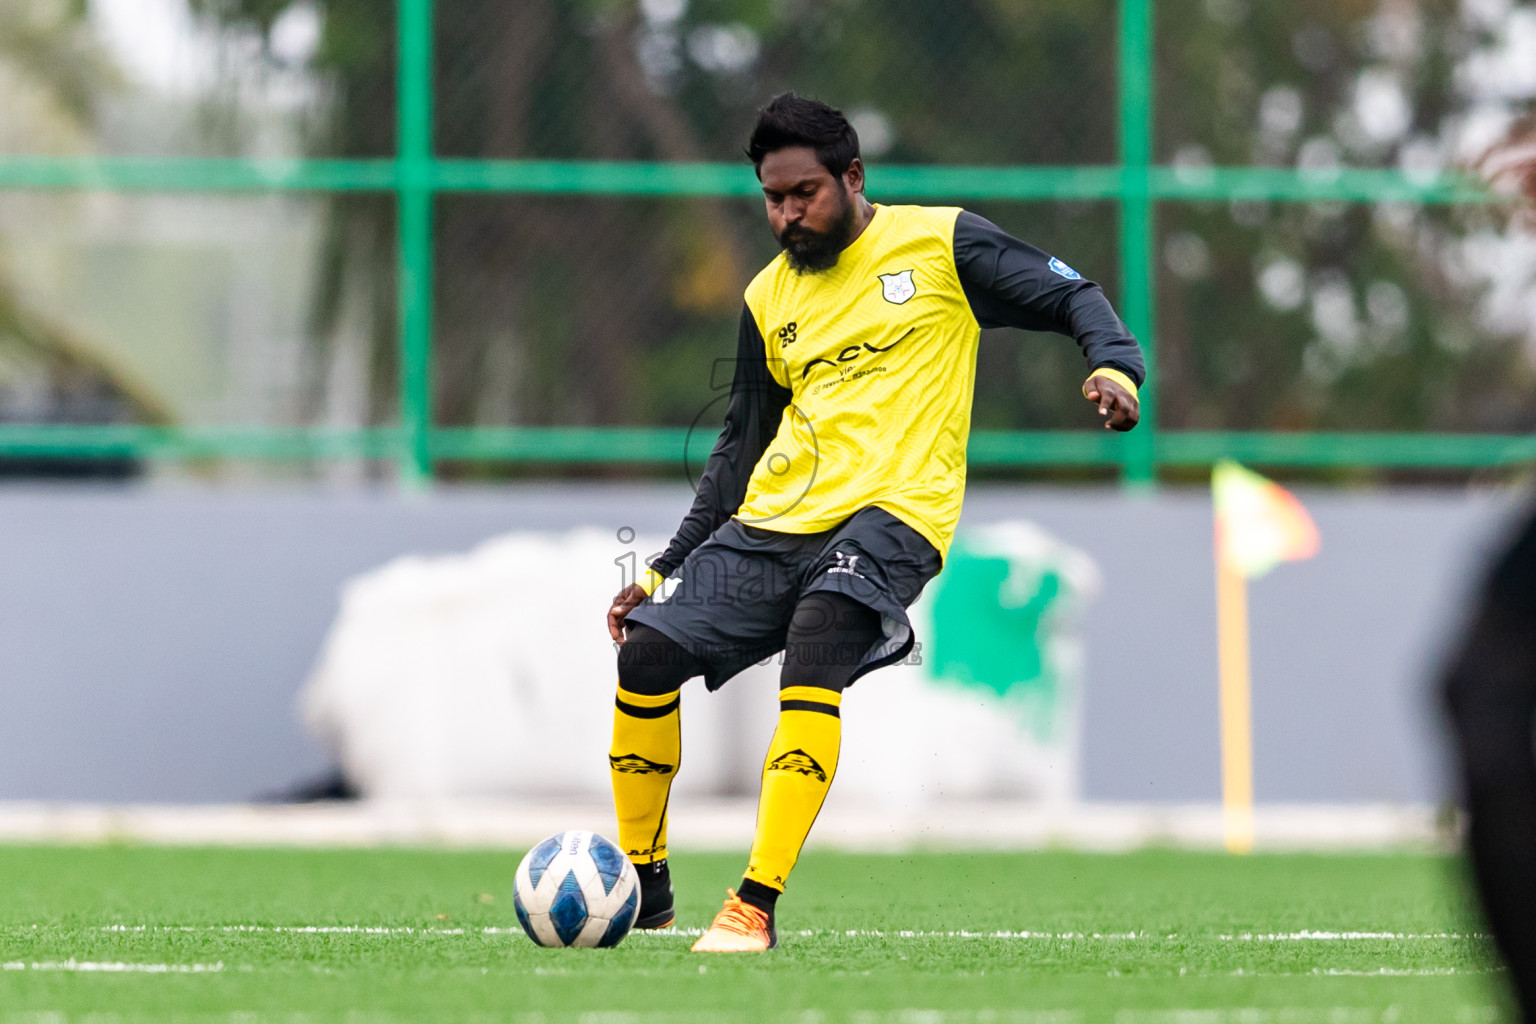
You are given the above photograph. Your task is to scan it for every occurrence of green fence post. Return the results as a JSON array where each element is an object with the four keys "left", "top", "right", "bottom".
[
  {"left": 1119, "top": 0, "right": 1157, "bottom": 486},
  {"left": 398, "top": 0, "right": 435, "bottom": 488}
]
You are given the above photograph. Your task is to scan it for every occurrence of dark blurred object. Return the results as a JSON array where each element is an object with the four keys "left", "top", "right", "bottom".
[
  {"left": 1442, "top": 510, "right": 1536, "bottom": 1021},
  {"left": 1443, "top": 121, "right": 1536, "bottom": 1022},
  {"left": 0, "top": 455, "right": 139, "bottom": 480},
  {"left": 255, "top": 767, "right": 361, "bottom": 804},
  {"left": 0, "top": 407, "right": 142, "bottom": 481}
]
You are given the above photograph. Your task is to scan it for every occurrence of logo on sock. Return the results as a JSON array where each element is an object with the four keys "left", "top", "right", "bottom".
[
  {"left": 766, "top": 748, "right": 827, "bottom": 783},
  {"left": 609, "top": 753, "right": 676, "bottom": 775}
]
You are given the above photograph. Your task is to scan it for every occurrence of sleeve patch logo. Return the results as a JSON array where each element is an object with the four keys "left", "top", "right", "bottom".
[
  {"left": 1048, "top": 257, "right": 1082, "bottom": 281},
  {"left": 878, "top": 269, "right": 917, "bottom": 304}
]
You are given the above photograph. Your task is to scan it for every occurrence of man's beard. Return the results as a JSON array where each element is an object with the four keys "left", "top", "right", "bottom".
[{"left": 777, "top": 191, "right": 856, "bottom": 274}]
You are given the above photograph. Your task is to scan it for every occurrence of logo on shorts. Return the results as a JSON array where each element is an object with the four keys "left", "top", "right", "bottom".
[
  {"left": 827, "top": 551, "right": 866, "bottom": 579},
  {"left": 878, "top": 269, "right": 916, "bottom": 304},
  {"left": 767, "top": 749, "right": 827, "bottom": 783},
  {"left": 609, "top": 754, "right": 675, "bottom": 775}
]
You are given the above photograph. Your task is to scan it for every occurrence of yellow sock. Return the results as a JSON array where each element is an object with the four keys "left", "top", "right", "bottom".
[
  {"left": 745, "top": 685, "right": 842, "bottom": 891},
  {"left": 609, "top": 682, "right": 681, "bottom": 864}
]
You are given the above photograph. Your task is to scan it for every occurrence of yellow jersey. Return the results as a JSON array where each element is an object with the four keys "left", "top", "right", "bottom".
[
  {"left": 649, "top": 203, "right": 1143, "bottom": 578},
  {"left": 737, "top": 203, "right": 978, "bottom": 558}
]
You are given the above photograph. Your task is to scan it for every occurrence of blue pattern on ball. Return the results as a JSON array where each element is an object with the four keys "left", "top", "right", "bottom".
[
  {"left": 548, "top": 870, "right": 589, "bottom": 946},
  {"left": 513, "top": 890, "right": 538, "bottom": 944},
  {"left": 587, "top": 834, "right": 627, "bottom": 896},
  {"left": 596, "top": 886, "right": 639, "bottom": 948},
  {"left": 524, "top": 835, "right": 563, "bottom": 889}
]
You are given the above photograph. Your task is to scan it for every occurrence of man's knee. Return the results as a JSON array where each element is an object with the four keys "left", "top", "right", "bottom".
[
  {"left": 788, "top": 591, "right": 878, "bottom": 637},
  {"left": 617, "top": 624, "right": 701, "bottom": 696},
  {"left": 781, "top": 592, "right": 882, "bottom": 692}
]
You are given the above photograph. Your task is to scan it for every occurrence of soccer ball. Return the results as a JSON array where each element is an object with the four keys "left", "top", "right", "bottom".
[{"left": 513, "top": 830, "right": 640, "bottom": 948}]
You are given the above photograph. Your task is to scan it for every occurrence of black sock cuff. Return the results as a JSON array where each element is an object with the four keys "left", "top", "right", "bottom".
[{"left": 738, "top": 877, "right": 780, "bottom": 914}]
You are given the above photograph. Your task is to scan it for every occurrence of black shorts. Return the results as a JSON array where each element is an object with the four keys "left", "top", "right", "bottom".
[{"left": 624, "top": 505, "right": 943, "bottom": 691}]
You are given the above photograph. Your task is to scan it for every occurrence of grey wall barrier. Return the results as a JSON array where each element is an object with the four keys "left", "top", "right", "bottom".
[{"left": 0, "top": 483, "right": 1525, "bottom": 804}]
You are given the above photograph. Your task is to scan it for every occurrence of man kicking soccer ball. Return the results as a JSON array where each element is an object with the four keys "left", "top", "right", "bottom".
[{"left": 606, "top": 93, "right": 1144, "bottom": 952}]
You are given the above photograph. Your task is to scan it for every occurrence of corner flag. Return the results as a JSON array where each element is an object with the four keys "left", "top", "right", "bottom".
[
  {"left": 1213, "top": 460, "right": 1320, "bottom": 577},
  {"left": 1211, "top": 461, "right": 1319, "bottom": 853}
]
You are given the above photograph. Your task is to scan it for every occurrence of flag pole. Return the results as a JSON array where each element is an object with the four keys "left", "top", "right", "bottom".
[
  {"left": 1215, "top": 551, "right": 1255, "bottom": 854},
  {"left": 1211, "top": 459, "right": 1318, "bottom": 855}
]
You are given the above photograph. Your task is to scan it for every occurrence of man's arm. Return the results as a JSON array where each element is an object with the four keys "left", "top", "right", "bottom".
[
  {"left": 952, "top": 210, "right": 1144, "bottom": 430},
  {"left": 644, "top": 305, "right": 792, "bottom": 587}
]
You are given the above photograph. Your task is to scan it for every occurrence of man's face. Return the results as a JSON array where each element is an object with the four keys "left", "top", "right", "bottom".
[{"left": 759, "top": 146, "right": 857, "bottom": 274}]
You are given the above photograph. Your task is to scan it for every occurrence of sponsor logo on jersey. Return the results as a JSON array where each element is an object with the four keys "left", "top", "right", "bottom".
[
  {"left": 878, "top": 269, "right": 916, "bottom": 304},
  {"left": 1048, "top": 257, "right": 1082, "bottom": 280},
  {"left": 801, "top": 327, "right": 914, "bottom": 382},
  {"left": 766, "top": 748, "right": 827, "bottom": 782},
  {"left": 777, "top": 321, "right": 798, "bottom": 348},
  {"left": 609, "top": 753, "right": 676, "bottom": 775}
]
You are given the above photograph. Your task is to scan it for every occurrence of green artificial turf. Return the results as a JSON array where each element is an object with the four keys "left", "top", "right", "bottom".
[{"left": 0, "top": 845, "right": 1510, "bottom": 1022}]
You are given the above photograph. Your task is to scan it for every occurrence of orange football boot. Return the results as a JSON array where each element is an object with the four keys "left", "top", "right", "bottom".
[{"left": 689, "top": 889, "right": 778, "bottom": 952}]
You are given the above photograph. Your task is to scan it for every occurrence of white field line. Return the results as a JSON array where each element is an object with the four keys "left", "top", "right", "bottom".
[
  {"left": 78, "top": 924, "right": 1496, "bottom": 978},
  {"left": 92, "top": 924, "right": 1483, "bottom": 941},
  {"left": 2, "top": 960, "right": 223, "bottom": 973},
  {"left": 1219, "top": 931, "right": 1473, "bottom": 941},
  {"left": 1116, "top": 1011, "right": 1493, "bottom": 1024},
  {"left": 1229, "top": 967, "right": 1490, "bottom": 977},
  {"left": 75, "top": 925, "right": 1495, "bottom": 977}
]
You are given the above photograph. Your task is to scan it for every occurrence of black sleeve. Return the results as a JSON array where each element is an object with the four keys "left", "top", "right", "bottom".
[
  {"left": 649, "top": 306, "right": 792, "bottom": 579},
  {"left": 952, "top": 210, "right": 1145, "bottom": 386}
]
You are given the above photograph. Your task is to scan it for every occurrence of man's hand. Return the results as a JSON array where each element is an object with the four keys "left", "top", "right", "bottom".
[
  {"left": 1085, "top": 373, "right": 1140, "bottom": 431},
  {"left": 608, "top": 583, "right": 649, "bottom": 644}
]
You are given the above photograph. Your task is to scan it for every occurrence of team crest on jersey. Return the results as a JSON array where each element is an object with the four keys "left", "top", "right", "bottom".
[
  {"left": 1048, "top": 257, "right": 1082, "bottom": 281},
  {"left": 878, "top": 269, "right": 916, "bottom": 304}
]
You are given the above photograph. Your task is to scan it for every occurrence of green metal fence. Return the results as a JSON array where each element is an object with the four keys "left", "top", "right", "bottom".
[{"left": 0, "top": 0, "right": 1519, "bottom": 486}]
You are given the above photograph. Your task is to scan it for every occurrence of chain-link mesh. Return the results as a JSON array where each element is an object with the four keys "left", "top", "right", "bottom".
[
  {"left": 1158, "top": 199, "right": 1536, "bottom": 435},
  {"left": 0, "top": 0, "right": 374, "bottom": 159},
  {"left": 0, "top": 191, "right": 362, "bottom": 431},
  {"left": 1, "top": 0, "right": 1534, "bottom": 478},
  {"left": 432, "top": 0, "right": 1118, "bottom": 165},
  {"left": 430, "top": 198, "right": 1124, "bottom": 435},
  {"left": 1143, "top": 0, "right": 1536, "bottom": 438},
  {"left": 1156, "top": 0, "right": 1465, "bottom": 172}
]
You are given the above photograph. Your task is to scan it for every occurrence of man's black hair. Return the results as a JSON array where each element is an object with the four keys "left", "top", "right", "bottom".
[{"left": 746, "top": 93, "right": 862, "bottom": 180}]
